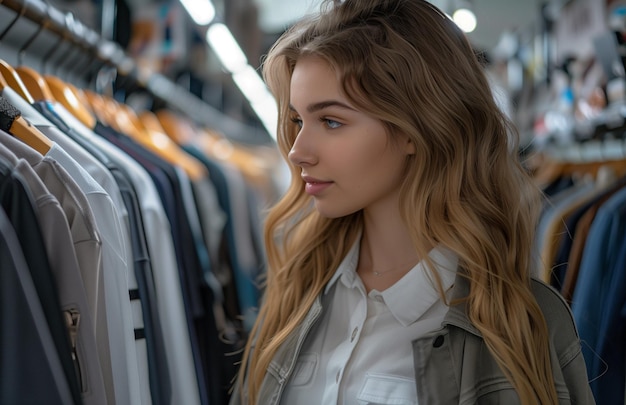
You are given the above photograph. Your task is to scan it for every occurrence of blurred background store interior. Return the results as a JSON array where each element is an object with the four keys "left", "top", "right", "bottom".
[
  {"left": 0, "top": 0, "right": 624, "bottom": 150},
  {"left": 2, "top": 2, "right": 626, "bottom": 403}
]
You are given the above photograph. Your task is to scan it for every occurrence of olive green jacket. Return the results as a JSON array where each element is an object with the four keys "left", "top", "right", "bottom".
[{"left": 230, "top": 276, "right": 596, "bottom": 404}]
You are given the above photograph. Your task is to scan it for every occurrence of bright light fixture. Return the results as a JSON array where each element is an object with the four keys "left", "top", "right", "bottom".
[
  {"left": 232, "top": 65, "right": 278, "bottom": 139},
  {"left": 179, "top": 0, "right": 215, "bottom": 25},
  {"left": 178, "top": 0, "right": 278, "bottom": 139},
  {"left": 206, "top": 23, "right": 249, "bottom": 73},
  {"left": 452, "top": 8, "right": 477, "bottom": 33}
]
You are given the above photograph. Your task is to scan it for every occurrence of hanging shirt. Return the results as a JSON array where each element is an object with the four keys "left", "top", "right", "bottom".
[{"left": 281, "top": 238, "right": 458, "bottom": 405}]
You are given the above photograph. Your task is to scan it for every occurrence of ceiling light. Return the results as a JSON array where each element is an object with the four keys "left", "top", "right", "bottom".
[
  {"left": 206, "top": 23, "right": 249, "bottom": 73},
  {"left": 453, "top": 8, "right": 477, "bottom": 33},
  {"left": 232, "top": 65, "right": 278, "bottom": 139},
  {"left": 179, "top": 0, "right": 215, "bottom": 25}
]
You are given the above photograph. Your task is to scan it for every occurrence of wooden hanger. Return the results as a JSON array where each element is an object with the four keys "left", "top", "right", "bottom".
[
  {"left": 527, "top": 152, "right": 565, "bottom": 189},
  {"left": 0, "top": 59, "right": 35, "bottom": 103},
  {"left": 132, "top": 108, "right": 206, "bottom": 180},
  {"left": 99, "top": 95, "right": 143, "bottom": 137},
  {"left": 532, "top": 149, "right": 626, "bottom": 188},
  {"left": 82, "top": 90, "right": 120, "bottom": 129},
  {"left": 139, "top": 110, "right": 166, "bottom": 136},
  {"left": 229, "top": 143, "right": 275, "bottom": 186},
  {"left": 84, "top": 91, "right": 107, "bottom": 125},
  {"left": 138, "top": 111, "right": 207, "bottom": 180},
  {"left": 562, "top": 159, "right": 626, "bottom": 179},
  {"left": 154, "top": 109, "right": 196, "bottom": 145},
  {"left": 117, "top": 103, "right": 150, "bottom": 140},
  {"left": 44, "top": 75, "right": 96, "bottom": 129},
  {"left": 85, "top": 91, "right": 207, "bottom": 180},
  {"left": 0, "top": 73, "right": 52, "bottom": 155},
  {"left": 196, "top": 126, "right": 273, "bottom": 186},
  {"left": 14, "top": 65, "right": 54, "bottom": 102}
]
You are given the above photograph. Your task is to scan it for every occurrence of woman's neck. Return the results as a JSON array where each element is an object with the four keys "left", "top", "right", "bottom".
[{"left": 357, "top": 212, "right": 421, "bottom": 292}]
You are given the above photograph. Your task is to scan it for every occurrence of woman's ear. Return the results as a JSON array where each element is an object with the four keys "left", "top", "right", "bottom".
[{"left": 405, "top": 137, "right": 416, "bottom": 155}]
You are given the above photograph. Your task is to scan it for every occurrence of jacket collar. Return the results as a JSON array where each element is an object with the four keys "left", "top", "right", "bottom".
[{"left": 441, "top": 271, "right": 482, "bottom": 337}]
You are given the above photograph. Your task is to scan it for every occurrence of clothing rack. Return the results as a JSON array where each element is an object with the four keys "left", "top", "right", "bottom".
[
  {"left": 532, "top": 117, "right": 626, "bottom": 404},
  {"left": 0, "top": 0, "right": 272, "bottom": 145}
]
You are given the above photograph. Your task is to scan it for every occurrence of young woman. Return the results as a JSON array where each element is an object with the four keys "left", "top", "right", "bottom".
[{"left": 231, "top": 0, "right": 595, "bottom": 403}]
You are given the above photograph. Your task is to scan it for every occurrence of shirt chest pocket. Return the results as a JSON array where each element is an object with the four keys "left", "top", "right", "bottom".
[
  {"left": 356, "top": 373, "right": 418, "bottom": 405},
  {"left": 289, "top": 353, "right": 318, "bottom": 386}
]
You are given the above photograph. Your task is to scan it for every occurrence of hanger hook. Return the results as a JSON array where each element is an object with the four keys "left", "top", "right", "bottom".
[
  {"left": 17, "top": 20, "right": 47, "bottom": 66},
  {"left": 57, "top": 45, "right": 82, "bottom": 79},
  {"left": 46, "top": 36, "right": 75, "bottom": 77},
  {"left": 41, "top": 34, "right": 63, "bottom": 74},
  {"left": 96, "top": 65, "right": 117, "bottom": 97},
  {"left": 35, "top": 0, "right": 59, "bottom": 73},
  {"left": 0, "top": 0, "right": 27, "bottom": 41}
]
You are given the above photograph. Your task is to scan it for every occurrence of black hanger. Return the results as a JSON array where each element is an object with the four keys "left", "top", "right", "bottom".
[
  {"left": 17, "top": 16, "right": 46, "bottom": 66},
  {"left": 0, "top": 0, "right": 26, "bottom": 41}
]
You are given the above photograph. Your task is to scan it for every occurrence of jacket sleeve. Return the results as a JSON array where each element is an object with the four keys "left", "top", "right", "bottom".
[
  {"left": 560, "top": 345, "right": 596, "bottom": 405},
  {"left": 531, "top": 279, "right": 596, "bottom": 404}
]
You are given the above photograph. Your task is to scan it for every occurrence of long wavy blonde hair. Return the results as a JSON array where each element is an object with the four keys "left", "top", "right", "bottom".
[{"left": 236, "top": 0, "right": 557, "bottom": 403}]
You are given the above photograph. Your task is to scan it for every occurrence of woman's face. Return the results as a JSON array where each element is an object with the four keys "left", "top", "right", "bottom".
[{"left": 288, "top": 55, "right": 415, "bottom": 219}]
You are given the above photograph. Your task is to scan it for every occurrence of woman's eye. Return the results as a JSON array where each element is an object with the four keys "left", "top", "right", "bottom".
[
  {"left": 323, "top": 119, "right": 342, "bottom": 129},
  {"left": 290, "top": 116, "right": 303, "bottom": 128}
]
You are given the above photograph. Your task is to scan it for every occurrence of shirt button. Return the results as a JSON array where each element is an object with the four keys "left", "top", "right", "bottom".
[
  {"left": 350, "top": 327, "right": 358, "bottom": 342},
  {"left": 433, "top": 335, "right": 445, "bottom": 348}
]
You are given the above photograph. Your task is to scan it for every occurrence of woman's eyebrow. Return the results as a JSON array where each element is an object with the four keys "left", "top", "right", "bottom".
[{"left": 289, "top": 100, "right": 357, "bottom": 113}]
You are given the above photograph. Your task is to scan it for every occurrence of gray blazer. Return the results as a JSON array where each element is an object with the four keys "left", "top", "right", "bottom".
[{"left": 231, "top": 275, "right": 596, "bottom": 404}]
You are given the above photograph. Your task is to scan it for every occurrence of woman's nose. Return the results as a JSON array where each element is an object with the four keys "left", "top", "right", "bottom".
[{"left": 288, "top": 130, "right": 317, "bottom": 167}]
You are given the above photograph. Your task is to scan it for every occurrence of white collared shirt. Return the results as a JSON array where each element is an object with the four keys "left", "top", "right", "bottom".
[{"left": 281, "top": 238, "right": 458, "bottom": 405}]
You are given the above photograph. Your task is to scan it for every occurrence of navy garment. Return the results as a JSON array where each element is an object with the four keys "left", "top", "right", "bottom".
[
  {"left": 551, "top": 176, "right": 626, "bottom": 291},
  {"left": 183, "top": 145, "right": 250, "bottom": 401},
  {"left": 183, "top": 145, "right": 260, "bottom": 322},
  {"left": 95, "top": 123, "right": 207, "bottom": 319},
  {"left": 542, "top": 174, "right": 575, "bottom": 197},
  {"left": 0, "top": 157, "right": 83, "bottom": 404},
  {"left": 592, "top": 210, "right": 626, "bottom": 404},
  {"left": 117, "top": 166, "right": 171, "bottom": 405},
  {"left": 0, "top": 205, "right": 74, "bottom": 405},
  {"left": 571, "top": 185, "right": 626, "bottom": 401},
  {"left": 550, "top": 205, "right": 583, "bottom": 291},
  {"left": 183, "top": 146, "right": 241, "bottom": 318},
  {"left": 33, "top": 101, "right": 172, "bottom": 404}
]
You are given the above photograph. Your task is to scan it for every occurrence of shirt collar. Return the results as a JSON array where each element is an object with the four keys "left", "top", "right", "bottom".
[
  {"left": 324, "top": 236, "right": 459, "bottom": 326},
  {"left": 380, "top": 246, "right": 458, "bottom": 326},
  {"left": 324, "top": 237, "right": 361, "bottom": 295}
]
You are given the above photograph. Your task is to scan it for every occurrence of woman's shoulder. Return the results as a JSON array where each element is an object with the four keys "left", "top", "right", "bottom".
[
  {"left": 529, "top": 278, "right": 582, "bottom": 363},
  {"left": 529, "top": 278, "right": 576, "bottom": 331}
]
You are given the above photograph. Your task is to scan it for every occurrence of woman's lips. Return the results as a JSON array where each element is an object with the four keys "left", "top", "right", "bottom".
[
  {"left": 305, "top": 181, "right": 333, "bottom": 195},
  {"left": 302, "top": 176, "right": 333, "bottom": 196}
]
